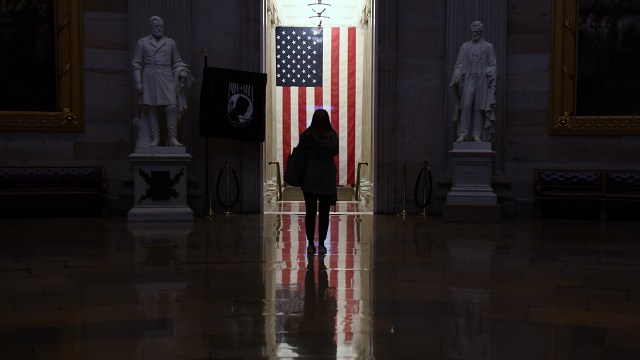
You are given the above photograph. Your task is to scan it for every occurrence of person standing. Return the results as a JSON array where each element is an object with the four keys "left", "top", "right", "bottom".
[
  {"left": 131, "top": 15, "right": 193, "bottom": 147},
  {"left": 297, "top": 109, "right": 339, "bottom": 255},
  {"left": 450, "top": 20, "right": 497, "bottom": 143}
]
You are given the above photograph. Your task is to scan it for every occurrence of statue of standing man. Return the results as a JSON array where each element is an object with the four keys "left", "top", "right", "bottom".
[
  {"left": 450, "top": 21, "right": 497, "bottom": 143},
  {"left": 132, "top": 16, "right": 193, "bottom": 147}
]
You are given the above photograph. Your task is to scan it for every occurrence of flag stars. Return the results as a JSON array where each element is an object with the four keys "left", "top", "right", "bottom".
[{"left": 275, "top": 27, "right": 323, "bottom": 87}]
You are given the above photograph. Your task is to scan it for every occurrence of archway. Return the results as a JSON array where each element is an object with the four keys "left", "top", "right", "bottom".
[{"left": 262, "top": 0, "right": 374, "bottom": 214}]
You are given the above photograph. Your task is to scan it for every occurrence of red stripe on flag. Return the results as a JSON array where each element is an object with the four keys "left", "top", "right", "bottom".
[
  {"left": 331, "top": 28, "right": 341, "bottom": 183},
  {"left": 315, "top": 87, "right": 323, "bottom": 111},
  {"left": 347, "top": 28, "right": 356, "bottom": 185},
  {"left": 298, "top": 87, "right": 307, "bottom": 135},
  {"left": 283, "top": 87, "right": 292, "bottom": 178}
]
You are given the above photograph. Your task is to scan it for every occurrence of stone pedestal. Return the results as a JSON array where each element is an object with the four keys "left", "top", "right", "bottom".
[
  {"left": 444, "top": 142, "right": 500, "bottom": 223},
  {"left": 128, "top": 147, "right": 193, "bottom": 221}
]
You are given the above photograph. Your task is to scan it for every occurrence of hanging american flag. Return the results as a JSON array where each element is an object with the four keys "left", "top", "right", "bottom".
[{"left": 275, "top": 26, "right": 364, "bottom": 185}]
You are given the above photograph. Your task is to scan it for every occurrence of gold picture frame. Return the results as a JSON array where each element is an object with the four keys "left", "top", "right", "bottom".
[
  {"left": 550, "top": 0, "right": 640, "bottom": 135},
  {"left": 0, "top": 0, "right": 84, "bottom": 132}
]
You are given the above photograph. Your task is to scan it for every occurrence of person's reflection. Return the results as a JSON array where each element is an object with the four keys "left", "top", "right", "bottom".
[{"left": 289, "top": 254, "right": 337, "bottom": 357}]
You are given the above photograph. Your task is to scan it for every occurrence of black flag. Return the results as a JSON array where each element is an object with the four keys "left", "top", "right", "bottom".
[{"left": 199, "top": 67, "right": 267, "bottom": 142}]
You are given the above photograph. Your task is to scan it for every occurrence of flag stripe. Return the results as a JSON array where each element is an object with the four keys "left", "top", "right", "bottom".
[
  {"left": 298, "top": 87, "right": 307, "bottom": 140},
  {"left": 315, "top": 87, "right": 323, "bottom": 110},
  {"left": 283, "top": 87, "right": 291, "bottom": 177},
  {"left": 331, "top": 28, "right": 341, "bottom": 183}
]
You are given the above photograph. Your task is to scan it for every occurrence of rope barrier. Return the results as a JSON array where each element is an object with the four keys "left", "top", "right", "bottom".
[{"left": 215, "top": 161, "right": 240, "bottom": 210}]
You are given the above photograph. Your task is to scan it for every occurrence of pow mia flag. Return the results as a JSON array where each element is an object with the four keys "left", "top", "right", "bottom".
[{"left": 199, "top": 67, "right": 267, "bottom": 142}]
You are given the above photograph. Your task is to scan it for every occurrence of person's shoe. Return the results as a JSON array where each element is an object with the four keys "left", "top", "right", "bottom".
[
  {"left": 473, "top": 136, "right": 482, "bottom": 142},
  {"left": 318, "top": 244, "right": 327, "bottom": 254},
  {"left": 307, "top": 244, "right": 316, "bottom": 254},
  {"left": 456, "top": 135, "right": 465, "bottom": 142}
]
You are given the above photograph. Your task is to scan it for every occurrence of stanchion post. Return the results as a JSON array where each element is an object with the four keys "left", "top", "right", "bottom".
[
  {"left": 398, "top": 161, "right": 407, "bottom": 217},
  {"left": 224, "top": 161, "right": 232, "bottom": 215},
  {"left": 202, "top": 48, "right": 214, "bottom": 218},
  {"left": 207, "top": 157, "right": 215, "bottom": 217},
  {"left": 420, "top": 161, "right": 428, "bottom": 217}
]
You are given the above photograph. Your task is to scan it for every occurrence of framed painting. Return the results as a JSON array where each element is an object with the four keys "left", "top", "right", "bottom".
[
  {"left": 550, "top": 0, "right": 640, "bottom": 134},
  {"left": 0, "top": 0, "right": 83, "bottom": 132}
]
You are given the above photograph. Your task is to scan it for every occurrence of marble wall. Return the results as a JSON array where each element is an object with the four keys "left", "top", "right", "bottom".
[{"left": 1, "top": 0, "right": 639, "bottom": 215}]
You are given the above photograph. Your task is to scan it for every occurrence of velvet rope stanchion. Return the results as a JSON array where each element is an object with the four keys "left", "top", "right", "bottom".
[
  {"left": 215, "top": 161, "right": 240, "bottom": 215},
  {"left": 414, "top": 161, "right": 433, "bottom": 216}
]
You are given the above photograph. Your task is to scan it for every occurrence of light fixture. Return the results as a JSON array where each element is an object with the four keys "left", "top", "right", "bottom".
[{"left": 308, "top": 0, "right": 330, "bottom": 28}]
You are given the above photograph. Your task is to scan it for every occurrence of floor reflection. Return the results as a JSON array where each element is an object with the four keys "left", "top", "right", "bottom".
[
  {"left": 1, "top": 214, "right": 640, "bottom": 359},
  {"left": 264, "top": 214, "right": 373, "bottom": 359}
]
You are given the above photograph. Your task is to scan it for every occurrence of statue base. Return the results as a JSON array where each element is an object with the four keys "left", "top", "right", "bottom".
[
  {"left": 443, "top": 142, "right": 500, "bottom": 223},
  {"left": 127, "top": 147, "right": 193, "bottom": 221}
]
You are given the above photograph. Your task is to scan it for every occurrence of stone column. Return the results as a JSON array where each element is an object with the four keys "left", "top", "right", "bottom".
[{"left": 374, "top": 0, "right": 398, "bottom": 213}]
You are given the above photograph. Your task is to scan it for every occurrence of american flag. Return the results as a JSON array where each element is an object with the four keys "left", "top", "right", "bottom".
[{"left": 275, "top": 26, "right": 364, "bottom": 185}]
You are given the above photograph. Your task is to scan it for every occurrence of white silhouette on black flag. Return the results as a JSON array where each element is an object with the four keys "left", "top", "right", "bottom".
[{"left": 199, "top": 67, "right": 267, "bottom": 142}]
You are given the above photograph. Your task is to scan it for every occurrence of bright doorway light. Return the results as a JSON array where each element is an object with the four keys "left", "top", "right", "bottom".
[{"left": 274, "top": 0, "right": 362, "bottom": 27}]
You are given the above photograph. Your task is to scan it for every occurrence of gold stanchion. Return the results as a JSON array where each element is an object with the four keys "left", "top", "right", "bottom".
[
  {"left": 268, "top": 161, "right": 282, "bottom": 201},
  {"left": 355, "top": 162, "right": 369, "bottom": 201}
]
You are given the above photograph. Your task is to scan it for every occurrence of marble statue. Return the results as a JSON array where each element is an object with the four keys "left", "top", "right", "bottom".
[
  {"left": 450, "top": 21, "right": 497, "bottom": 143},
  {"left": 132, "top": 16, "right": 194, "bottom": 147}
]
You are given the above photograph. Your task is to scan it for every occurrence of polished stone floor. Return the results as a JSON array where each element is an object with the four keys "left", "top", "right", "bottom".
[{"left": 1, "top": 212, "right": 640, "bottom": 359}]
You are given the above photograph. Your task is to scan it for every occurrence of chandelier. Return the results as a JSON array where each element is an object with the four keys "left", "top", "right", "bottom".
[{"left": 308, "top": 0, "right": 330, "bottom": 28}]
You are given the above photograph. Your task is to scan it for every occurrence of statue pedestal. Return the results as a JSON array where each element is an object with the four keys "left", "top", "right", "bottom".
[
  {"left": 128, "top": 147, "right": 193, "bottom": 221},
  {"left": 444, "top": 142, "right": 500, "bottom": 223}
]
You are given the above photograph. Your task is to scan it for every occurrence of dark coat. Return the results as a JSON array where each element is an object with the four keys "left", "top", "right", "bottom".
[{"left": 298, "top": 129, "right": 339, "bottom": 195}]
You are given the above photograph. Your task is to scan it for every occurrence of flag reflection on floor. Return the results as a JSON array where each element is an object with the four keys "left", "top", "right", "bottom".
[{"left": 264, "top": 214, "right": 372, "bottom": 358}]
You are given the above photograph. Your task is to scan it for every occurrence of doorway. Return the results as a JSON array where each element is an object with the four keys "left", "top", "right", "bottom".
[{"left": 262, "top": 0, "right": 374, "bottom": 214}]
